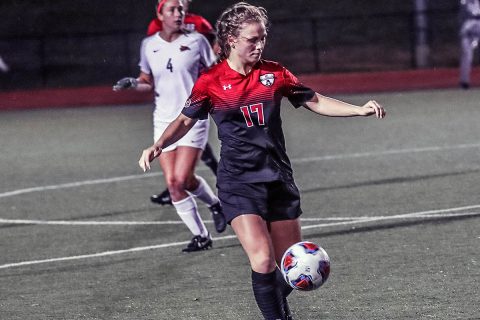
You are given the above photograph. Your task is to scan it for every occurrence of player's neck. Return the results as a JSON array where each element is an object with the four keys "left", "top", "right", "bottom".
[
  {"left": 226, "top": 57, "right": 255, "bottom": 76},
  {"left": 159, "top": 29, "right": 182, "bottom": 42}
]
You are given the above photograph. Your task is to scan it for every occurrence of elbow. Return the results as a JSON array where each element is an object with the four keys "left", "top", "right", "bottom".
[{"left": 178, "top": 114, "right": 196, "bottom": 129}]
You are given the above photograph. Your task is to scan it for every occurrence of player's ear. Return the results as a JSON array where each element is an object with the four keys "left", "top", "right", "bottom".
[
  {"left": 156, "top": 10, "right": 164, "bottom": 21},
  {"left": 227, "top": 35, "right": 236, "bottom": 48}
]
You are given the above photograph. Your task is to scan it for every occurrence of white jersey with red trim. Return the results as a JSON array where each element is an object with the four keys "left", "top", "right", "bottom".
[{"left": 139, "top": 31, "right": 216, "bottom": 122}]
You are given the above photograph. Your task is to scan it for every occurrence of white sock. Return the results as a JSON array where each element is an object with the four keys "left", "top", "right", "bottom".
[
  {"left": 172, "top": 196, "right": 209, "bottom": 238},
  {"left": 188, "top": 175, "right": 219, "bottom": 207}
]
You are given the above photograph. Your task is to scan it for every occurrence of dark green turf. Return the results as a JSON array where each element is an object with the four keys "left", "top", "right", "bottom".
[{"left": 1, "top": 88, "right": 479, "bottom": 319}]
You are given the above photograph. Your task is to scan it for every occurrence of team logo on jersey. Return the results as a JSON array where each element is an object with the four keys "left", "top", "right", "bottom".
[
  {"left": 223, "top": 84, "right": 232, "bottom": 90},
  {"left": 184, "top": 98, "right": 192, "bottom": 108},
  {"left": 180, "top": 45, "right": 191, "bottom": 51},
  {"left": 260, "top": 73, "right": 275, "bottom": 87}
]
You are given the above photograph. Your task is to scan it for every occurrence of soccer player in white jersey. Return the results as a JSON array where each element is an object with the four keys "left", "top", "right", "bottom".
[
  {"left": 460, "top": 0, "right": 480, "bottom": 89},
  {"left": 147, "top": 0, "right": 220, "bottom": 207},
  {"left": 113, "top": 0, "right": 226, "bottom": 252}
]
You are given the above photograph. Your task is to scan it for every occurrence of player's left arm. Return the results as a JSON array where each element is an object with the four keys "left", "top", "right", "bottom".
[{"left": 304, "top": 92, "right": 386, "bottom": 119}]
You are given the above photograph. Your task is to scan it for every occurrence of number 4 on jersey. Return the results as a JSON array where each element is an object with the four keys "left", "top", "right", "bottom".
[
  {"left": 240, "top": 103, "right": 265, "bottom": 127},
  {"left": 166, "top": 58, "right": 173, "bottom": 72}
]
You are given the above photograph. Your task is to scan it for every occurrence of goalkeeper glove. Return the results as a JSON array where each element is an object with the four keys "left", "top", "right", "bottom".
[{"left": 113, "top": 77, "right": 138, "bottom": 91}]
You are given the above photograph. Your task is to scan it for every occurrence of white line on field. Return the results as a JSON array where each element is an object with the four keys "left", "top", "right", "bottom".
[
  {"left": 0, "top": 171, "right": 164, "bottom": 198},
  {"left": 1, "top": 142, "right": 479, "bottom": 199},
  {"left": 2, "top": 204, "right": 480, "bottom": 226},
  {"left": 1, "top": 204, "right": 479, "bottom": 270},
  {"left": 291, "top": 142, "right": 480, "bottom": 164},
  {"left": 0, "top": 217, "right": 358, "bottom": 226},
  {"left": 300, "top": 210, "right": 480, "bottom": 230}
]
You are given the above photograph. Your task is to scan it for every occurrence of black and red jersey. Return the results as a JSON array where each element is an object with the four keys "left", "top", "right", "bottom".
[{"left": 182, "top": 59, "right": 315, "bottom": 183}]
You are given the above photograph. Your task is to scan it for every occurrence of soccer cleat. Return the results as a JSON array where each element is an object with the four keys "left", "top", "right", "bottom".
[
  {"left": 460, "top": 82, "right": 470, "bottom": 90},
  {"left": 150, "top": 189, "right": 172, "bottom": 206},
  {"left": 182, "top": 234, "right": 213, "bottom": 252},
  {"left": 209, "top": 202, "right": 227, "bottom": 233}
]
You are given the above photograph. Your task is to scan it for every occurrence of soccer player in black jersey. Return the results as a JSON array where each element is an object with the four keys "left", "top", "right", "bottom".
[{"left": 139, "top": 2, "right": 385, "bottom": 319}]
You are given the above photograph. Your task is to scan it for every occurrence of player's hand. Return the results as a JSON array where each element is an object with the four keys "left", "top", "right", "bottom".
[
  {"left": 360, "top": 100, "right": 386, "bottom": 119},
  {"left": 113, "top": 77, "right": 138, "bottom": 91},
  {"left": 138, "top": 146, "right": 162, "bottom": 172}
]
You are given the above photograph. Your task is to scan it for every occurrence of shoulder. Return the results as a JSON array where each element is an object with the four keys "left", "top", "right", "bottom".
[
  {"left": 141, "top": 34, "right": 158, "bottom": 47},
  {"left": 199, "top": 63, "right": 220, "bottom": 80},
  {"left": 257, "top": 60, "right": 291, "bottom": 81},
  {"left": 257, "top": 59, "right": 287, "bottom": 73},
  {"left": 183, "top": 30, "right": 203, "bottom": 39},
  {"left": 195, "top": 62, "right": 225, "bottom": 84},
  {"left": 183, "top": 31, "right": 211, "bottom": 47}
]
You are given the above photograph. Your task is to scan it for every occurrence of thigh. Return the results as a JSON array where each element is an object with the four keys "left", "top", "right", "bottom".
[
  {"left": 173, "top": 146, "right": 202, "bottom": 181},
  {"left": 158, "top": 149, "right": 177, "bottom": 182},
  {"left": 268, "top": 218, "right": 302, "bottom": 265},
  {"left": 231, "top": 214, "right": 276, "bottom": 273}
]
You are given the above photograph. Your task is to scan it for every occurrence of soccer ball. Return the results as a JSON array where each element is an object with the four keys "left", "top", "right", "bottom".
[{"left": 280, "top": 241, "right": 330, "bottom": 291}]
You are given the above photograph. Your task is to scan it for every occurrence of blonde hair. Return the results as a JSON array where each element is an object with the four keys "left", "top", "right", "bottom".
[{"left": 215, "top": 2, "right": 269, "bottom": 60}]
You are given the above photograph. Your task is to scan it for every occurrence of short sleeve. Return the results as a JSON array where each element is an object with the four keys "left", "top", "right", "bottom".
[
  {"left": 282, "top": 67, "right": 315, "bottom": 108},
  {"left": 181, "top": 75, "right": 211, "bottom": 120},
  {"left": 198, "top": 34, "right": 217, "bottom": 70},
  {"left": 138, "top": 38, "right": 151, "bottom": 75}
]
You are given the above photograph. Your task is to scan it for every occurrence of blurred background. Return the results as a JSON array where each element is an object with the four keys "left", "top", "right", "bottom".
[{"left": 0, "top": 0, "right": 462, "bottom": 91}]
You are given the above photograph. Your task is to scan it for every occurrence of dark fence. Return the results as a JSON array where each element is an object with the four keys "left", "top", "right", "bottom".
[{"left": 0, "top": 8, "right": 460, "bottom": 91}]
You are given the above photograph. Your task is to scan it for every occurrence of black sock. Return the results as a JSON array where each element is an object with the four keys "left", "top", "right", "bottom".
[
  {"left": 251, "top": 270, "right": 285, "bottom": 320},
  {"left": 275, "top": 268, "right": 293, "bottom": 318},
  {"left": 200, "top": 143, "right": 218, "bottom": 176},
  {"left": 275, "top": 268, "right": 294, "bottom": 298}
]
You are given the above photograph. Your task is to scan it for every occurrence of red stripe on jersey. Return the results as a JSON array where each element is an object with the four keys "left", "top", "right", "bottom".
[
  {"left": 182, "top": 59, "right": 314, "bottom": 183},
  {"left": 183, "top": 59, "right": 314, "bottom": 124}
]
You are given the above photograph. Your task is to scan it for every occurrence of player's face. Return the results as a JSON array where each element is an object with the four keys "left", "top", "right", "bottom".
[
  {"left": 231, "top": 21, "right": 267, "bottom": 65},
  {"left": 158, "top": 0, "right": 185, "bottom": 32}
]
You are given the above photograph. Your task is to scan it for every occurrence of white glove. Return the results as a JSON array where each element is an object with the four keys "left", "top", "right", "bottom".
[{"left": 113, "top": 77, "right": 138, "bottom": 91}]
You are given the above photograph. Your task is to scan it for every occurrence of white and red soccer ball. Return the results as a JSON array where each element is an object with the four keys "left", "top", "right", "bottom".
[{"left": 280, "top": 241, "right": 330, "bottom": 291}]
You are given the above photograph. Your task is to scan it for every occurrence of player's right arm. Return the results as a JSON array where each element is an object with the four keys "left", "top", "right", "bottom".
[
  {"left": 138, "top": 113, "right": 198, "bottom": 171},
  {"left": 114, "top": 36, "right": 156, "bottom": 92},
  {"left": 112, "top": 71, "right": 153, "bottom": 92}
]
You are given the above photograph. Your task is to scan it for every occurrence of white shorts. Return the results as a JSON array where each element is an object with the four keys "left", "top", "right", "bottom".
[{"left": 153, "top": 119, "right": 209, "bottom": 152}]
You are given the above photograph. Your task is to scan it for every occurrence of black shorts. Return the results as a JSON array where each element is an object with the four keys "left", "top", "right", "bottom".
[{"left": 217, "top": 180, "right": 302, "bottom": 224}]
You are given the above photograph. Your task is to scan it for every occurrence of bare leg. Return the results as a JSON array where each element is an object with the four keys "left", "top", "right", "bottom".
[
  {"left": 231, "top": 214, "right": 276, "bottom": 272},
  {"left": 269, "top": 218, "right": 302, "bottom": 265},
  {"left": 231, "top": 214, "right": 285, "bottom": 319},
  {"left": 158, "top": 148, "right": 211, "bottom": 251}
]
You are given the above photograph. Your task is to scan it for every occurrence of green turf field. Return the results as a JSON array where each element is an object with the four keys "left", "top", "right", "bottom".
[{"left": 1, "top": 88, "right": 479, "bottom": 319}]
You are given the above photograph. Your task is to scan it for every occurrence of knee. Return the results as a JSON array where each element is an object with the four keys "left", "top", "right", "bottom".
[
  {"left": 168, "top": 174, "right": 196, "bottom": 192},
  {"left": 166, "top": 176, "right": 184, "bottom": 193},
  {"left": 183, "top": 174, "right": 199, "bottom": 191},
  {"left": 250, "top": 252, "right": 277, "bottom": 274}
]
